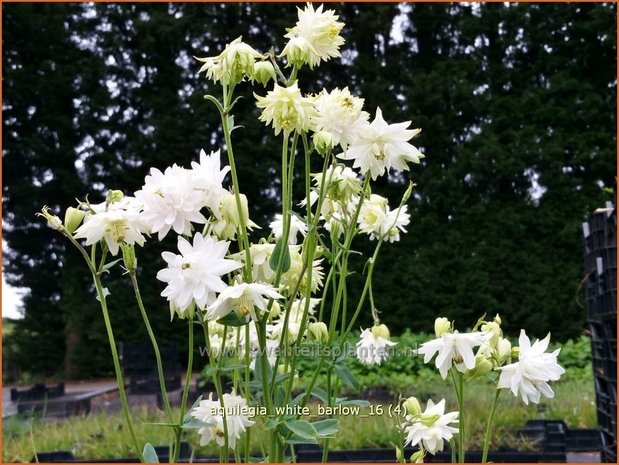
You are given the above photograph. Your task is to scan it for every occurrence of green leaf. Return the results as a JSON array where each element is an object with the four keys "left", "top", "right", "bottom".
[
  {"left": 217, "top": 312, "right": 249, "bottom": 327},
  {"left": 263, "top": 417, "right": 282, "bottom": 430},
  {"left": 334, "top": 364, "right": 360, "bottom": 391},
  {"left": 101, "top": 258, "right": 123, "bottom": 272},
  {"left": 284, "top": 419, "right": 317, "bottom": 439},
  {"left": 310, "top": 387, "right": 329, "bottom": 403},
  {"left": 181, "top": 418, "right": 209, "bottom": 429},
  {"left": 312, "top": 419, "right": 339, "bottom": 437},
  {"left": 183, "top": 395, "right": 203, "bottom": 423},
  {"left": 289, "top": 393, "right": 305, "bottom": 407},
  {"left": 338, "top": 399, "right": 370, "bottom": 407},
  {"left": 143, "top": 443, "right": 159, "bottom": 463},
  {"left": 269, "top": 237, "right": 291, "bottom": 272},
  {"left": 285, "top": 434, "right": 318, "bottom": 445}
]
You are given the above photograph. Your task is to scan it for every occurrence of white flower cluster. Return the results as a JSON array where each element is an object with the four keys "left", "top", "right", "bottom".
[
  {"left": 403, "top": 397, "right": 459, "bottom": 455},
  {"left": 418, "top": 316, "right": 565, "bottom": 405}
]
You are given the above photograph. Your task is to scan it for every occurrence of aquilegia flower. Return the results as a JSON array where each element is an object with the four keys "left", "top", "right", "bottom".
[
  {"left": 417, "top": 329, "right": 491, "bottom": 379},
  {"left": 73, "top": 196, "right": 147, "bottom": 255},
  {"left": 189, "top": 149, "right": 230, "bottom": 215},
  {"left": 135, "top": 164, "right": 206, "bottom": 240},
  {"left": 196, "top": 36, "right": 264, "bottom": 85},
  {"left": 355, "top": 324, "right": 397, "bottom": 365},
  {"left": 190, "top": 392, "right": 254, "bottom": 449},
  {"left": 255, "top": 81, "right": 317, "bottom": 135},
  {"left": 282, "top": 3, "right": 345, "bottom": 69},
  {"left": 497, "top": 330, "right": 565, "bottom": 405},
  {"left": 206, "top": 282, "right": 283, "bottom": 322},
  {"left": 403, "top": 398, "right": 459, "bottom": 454},
  {"left": 269, "top": 213, "right": 308, "bottom": 245},
  {"left": 339, "top": 107, "right": 424, "bottom": 180},
  {"left": 311, "top": 87, "right": 369, "bottom": 149},
  {"left": 156, "top": 234, "right": 242, "bottom": 318}
]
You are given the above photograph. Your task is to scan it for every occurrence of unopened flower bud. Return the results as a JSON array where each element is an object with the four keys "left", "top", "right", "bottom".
[
  {"left": 395, "top": 447, "right": 404, "bottom": 464},
  {"left": 38, "top": 206, "right": 63, "bottom": 231},
  {"left": 420, "top": 413, "right": 440, "bottom": 427},
  {"left": 63, "top": 207, "right": 86, "bottom": 234},
  {"left": 403, "top": 396, "right": 421, "bottom": 416},
  {"left": 410, "top": 450, "right": 426, "bottom": 463},
  {"left": 313, "top": 130, "right": 334, "bottom": 155},
  {"left": 121, "top": 243, "right": 137, "bottom": 271},
  {"left": 469, "top": 354, "right": 493, "bottom": 379},
  {"left": 494, "top": 314, "right": 502, "bottom": 325},
  {"left": 253, "top": 61, "right": 276, "bottom": 86},
  {"left": 511, "top": 346, "right": 520, "bottom": 359},
  {"left": 268, "top": 301, "right": 282, "bottom": 320},
  {"left": 498, "top": 337, "right": 512, "bottom": 361},
  {"left": 221, "top": 192, "right": 250, "bottom": 227},
  {"left": 308, "top": 321, "right": 329, "bottom": 344},
  {"left": 481, "top": 321, "right": 501, "bottom": 343},
  {"left": 371, "top": 323, "right": 391, "bottom": 341},
  {"left": 434, "top": 317, "right": 451, "bottom": 338},
  {"left": 106, "top": 190, "right": 124, "bottom": 205},
  {"left": 401, "top": 181, "right": 416, "bottom": 204}
]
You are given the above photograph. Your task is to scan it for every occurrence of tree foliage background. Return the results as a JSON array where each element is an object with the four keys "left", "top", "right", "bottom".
[{"left": 2, "top": 3, "right": 616, "bottom": 379}]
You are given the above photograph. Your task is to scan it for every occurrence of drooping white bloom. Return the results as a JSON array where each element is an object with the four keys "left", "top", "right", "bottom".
[
  {"left": 417, "top": 330, "right": 491, "bottom": 379},
  {"left": 74, "top": 196, "right": 148, "bottom": 255},
  {"left": 280, "top": 246, "right": 324, "bottom": 294},
  {"left": 312, "top": 164, "right": 361, "bottom": 200},
  {"left": 255, "top": 81, "right": 318, "bottom": 135},
  {"left": 339, "top": 107, "right": 424, "bottom": 180},
  {"left": 211, "top": 192, "right": 259, "bottom": 241},
  {"left": 196, "top": 36, "right": 264, "bottom": 85},
  {"left": 311, "top": 87, "right": 369, "bottom": 149},
  {"left": 242, "top": 242, "right": 276, "bottom": 284},
  {"left": 282, "top": 3, "right": 345, "bottom": 68},
  {"left": 190, "top": 149, "right": 230, "bottom": 215},
  {"left": 404, "top": 399, "right": 459, "bottom": 454},
  {"left": 270, "top": 213, "right": 308, "bottom": 245},
  {"left": 156, "top": 234, "right": 242, "bottom": 317},
  {"left": 135, "top": 165, "right": 206, "bottom": 240},
  {"left": 190, "top": 392, "right": 254, "bottom": 449},
  {"left": 498, "top": 330, "right": 565, "bottom": 405},
  {"left": 357, "top": 195, "right": 411, "bottom": 243},
  {"left": 355, "top": 326, "right": 397, "bottom": 366},
  {"left": 206, "top": 282, "right": 283, "bottom": 322}
]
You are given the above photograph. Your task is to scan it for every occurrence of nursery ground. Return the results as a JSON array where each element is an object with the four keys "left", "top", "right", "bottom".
[{"left": 2, "top": 377, "right": 597, "bottom": 462}]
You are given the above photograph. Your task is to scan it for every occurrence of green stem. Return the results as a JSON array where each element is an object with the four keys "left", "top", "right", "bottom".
[
  {"left": 67, "top": 239, "right": 144, "bottom": 462},
  {"left": 481, "top": 388, "right": 501, "bottom": 463},
  {"left": 451, "top": 370, "right": 465, "bottom": 463},
  {"left": 172, "top": 318, "right": 194, "bottom": 463},
  {"left": 129, "top": 271, "right": 174, "bottom": 422}
]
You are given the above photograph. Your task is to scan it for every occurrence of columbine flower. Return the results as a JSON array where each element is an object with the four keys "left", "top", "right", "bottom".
[
  {"left": 73, "top": 196, "right": 147, "bottom": 255},
  {"left": 254, "top": 81, "right": 317, "bottom": 135},
  {"left": 190, "top": 392, "right": 254, "bottom": 449},
  {"left": 311, "top": 87, "right": 369, "bottom": 149},
  {"left": 417, "top": 330, "right": 491, "bottom": 379},
  {"left": 269, "top": 213, "right": 308, "bottom": 245},
  {"left": 189, "top": 149, "right": 230, "bottom": 215},
  {"left": 135, "top": 164, "right": 206, "bottom": 240},
  {"left": 280, "top": 246, "right": 324, "bottom": 294},
  {"left": 282, "top": 3, "right": 345, "bottom": 69},
  {"left": 357, "top": 195, "right": 411, "bottom": 243},
  {"left": 403, "top": 398, "right": 459, "bottom": 454},
  {"left": 211, "top": 192, "right": 259, "bottom": 241},
  {"left": 338, "top": 107, "right": 424, "bottom": 180},
  {"left": 313, "top": 164, "right": 362, "bottom": 201},
  {"left": 497, "top": 330, "right": 565, "bottom": 405},
  {"left": 206, "top": 282, "right": 283, "bottom": 322},
  {"left": 355, "top": 325, "right": 397, "bottom": 365},
  {"left": 156, "top": 234, "right": 242, "bottom": 317},
  {"left": 271, "top": 297, "right": 320, "bottom": 343},
  {"left": 196, "top": 36, "right": 264, "bottom": 85}
]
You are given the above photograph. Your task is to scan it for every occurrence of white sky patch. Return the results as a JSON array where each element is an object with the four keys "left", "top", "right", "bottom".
[{"left": 2, "top": 275, "right": 25, "bottom": 320}]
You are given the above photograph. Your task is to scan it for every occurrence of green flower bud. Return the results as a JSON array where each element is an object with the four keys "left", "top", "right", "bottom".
[
  {"left": 106, "top": 189, "right": 124, "bottom": 205},
  {"left": 281, "top": 36, "right": 311, "bottom": 67},
  {"left": 253, "top": 61, "right": 276, "bottom": 86},
  {"left": 38, "top": 206, "right": 63, "bottom": 231},
  {"left": 64, "top": 207, "right": 86, "bottom": 234},
  {"left": 511, "top": 346, "right": 520, "bottom": 359},
  {"left": 395, "top": 447, "right": 404, "bottom": 464},
  {"left": 221, "top": 192, "right": 250, "bottom": 226},
  {"left": 498, "top": 337, "right": 512, "bottom": 361},
  {"left": 403, "top": 396, "right": 422, "bottom": 416},
  {"left": 494, "top": 314, "right": 502, "bottom": 325},
  {"left": 410, "top": 450, "right": 426, "bottom": 463},
  {"left": 371, "top": 323, "right": 391, "bottom": 340},
  {"left": 313, "top": 130, "right": 334, "bottom": 156},
  {"left": 401, "top": 181, "right": 416, "bottom": 204},
  {"left": 434, "top": 317, "right": 451, "bottom": 338},
  {"left": 121, "top": 243, "right": 137, "bottom": 272},
  {"left": 308, "top": 321, "right": 329, "bottom": 344},
  {"left": 481, "top": 321, "right": 501, "bottom": 343}
]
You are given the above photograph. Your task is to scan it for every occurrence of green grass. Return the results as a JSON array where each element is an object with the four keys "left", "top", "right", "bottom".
[{"left": 3, "top": 376, "right": 596, "bottom": 462}]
